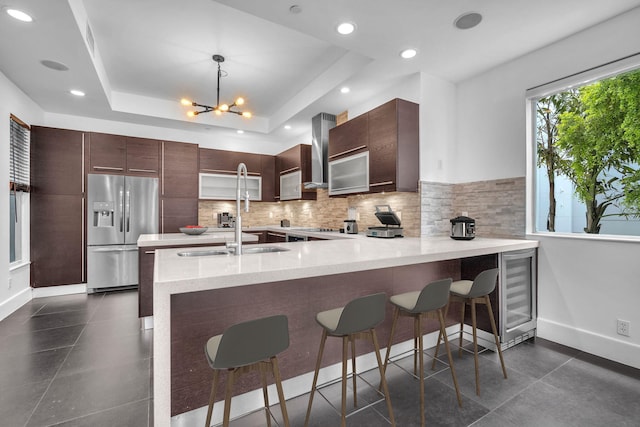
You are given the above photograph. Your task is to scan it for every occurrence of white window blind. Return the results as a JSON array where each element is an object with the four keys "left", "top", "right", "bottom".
[{"left": 9, "top": 114, "right": 30, "bottom": 192}]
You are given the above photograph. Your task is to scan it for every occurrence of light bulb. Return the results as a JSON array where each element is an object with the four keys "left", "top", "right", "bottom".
[
  {"left": 242, "top": 111, "right": 252, "bottom": 118},
  {"left": 180, "top": 98, "right": 192, "bottom": 106},
  {"left": 215, "top": 110, "right": 222, "bottom": 116},
  {"left": 220, "top": 104, "right": 229, "bottom": 111},
  {"left": 235, "top": 97, "right": 245, "bottom": 106},
  {"left": 187, "top": 111, "right": 195, "bottom": 117}
]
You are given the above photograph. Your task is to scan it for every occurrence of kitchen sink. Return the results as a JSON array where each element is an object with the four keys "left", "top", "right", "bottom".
[
  {"left": 177, "top": 246, "right": 289, "bottom": 257},
  {"left": 241, "top": 246, "right": 290, "bottom": 254},
  {"left": 177, "top": 249, "right": 231, "bottom": 257}
]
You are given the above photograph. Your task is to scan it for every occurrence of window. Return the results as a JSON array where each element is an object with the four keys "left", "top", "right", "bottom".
[
  {"left": 527, "top": 56, "right": 640, "bottom": 237},
  {"left": 9, "top": 114, "right": 30, "bottom": 263}
]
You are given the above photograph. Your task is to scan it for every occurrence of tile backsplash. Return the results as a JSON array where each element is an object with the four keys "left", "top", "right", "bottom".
[{"left": 198, "top": 177, "right": 524, "bottom": 239}]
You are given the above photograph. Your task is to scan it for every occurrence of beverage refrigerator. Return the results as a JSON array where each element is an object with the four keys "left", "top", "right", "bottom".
[{"left": 87, "top": 174, "right": 158, "bottom": 292}]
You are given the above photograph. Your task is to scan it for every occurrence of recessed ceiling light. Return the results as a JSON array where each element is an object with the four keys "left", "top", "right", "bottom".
[
  {"left": 70, "top": 90, "right": 85, "bottom": 97},
  {"left": 284, "top": 125, "right": 292, "bottom": 130},
  {"left": 5, "top": 8, "right": 33, "bottom": 22},
  {"left": 236, "top": 129, "right": 244, "bottom": 134},
  {"left": 340, "top": 87, "right": 350, "bottom": 94},
  {"left": 289, "top": 5, "right": 302, "bottom": 14},
  {"left": 454, "top": 12, "right": 482, "bottom": 30},
  {"left": 336, "top": 22, "right": 356, "bottom": 35},
  {"left": 400, "top": 48, "right": 417, "bottom": 59},
  {"left": 41, "top": 60, "right": 69, "bottom": 71}
]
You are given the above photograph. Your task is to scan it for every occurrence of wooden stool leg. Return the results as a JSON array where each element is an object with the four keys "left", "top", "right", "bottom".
[
  {"left": 414, "top": 316, "right": 420, "bottom": 375},
  {"left": 271, "top": 356, "right": 290, "bottom": 427},
  {"left": 470, "top": 299, "right": 480, "bottom": 396},
  {"left": 204, "top": 370, "right": 219, "bottom": 427},
  {"left": 438, "top": 309, "right": 462, "bottom": 407},
  {"left": 459, "top": 300, "right": 466, "bottom": 357},
  {"left": 417, "top": 316, "right": 425, "bottom": 427},
  {"left": 341, "top": 336, "right": 348, "bottom": 427},
  {"left": 304, "top": 330, "right": 327, "bottom": 427},
  {"left": 371, "top": 329, "right": 396, "bottom": 427},
  {"left": 259, "top": 362, "right": 272, "bottom": 427},
  {"left": 431, "top": 301, "right": 450, "bottom": 370},
  {"left": 351, "top": 336, "right": 358, "bottom": 407},
  {"left": 222, "top": 369, "right": 235, "bottom": 427},
  {"left": 383, "top": 307, "right": 400, "bottom": 376},
  {"left": 485, "top": 295, "right": 508, "bottom": 379}
]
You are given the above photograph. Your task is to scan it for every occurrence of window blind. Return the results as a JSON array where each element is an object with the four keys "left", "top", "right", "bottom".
[{"left": 9, "top": 114, "right": 30, "bottom": 192}]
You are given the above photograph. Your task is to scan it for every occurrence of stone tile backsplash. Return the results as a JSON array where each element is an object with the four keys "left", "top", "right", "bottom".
[{"left": 198, "top": 177, "right": 525, "bottom": 239}]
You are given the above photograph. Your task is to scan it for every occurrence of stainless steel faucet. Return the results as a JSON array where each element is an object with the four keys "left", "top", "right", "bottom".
[{"left": 228, "top": 163, "right": 250, "bottom": 255}]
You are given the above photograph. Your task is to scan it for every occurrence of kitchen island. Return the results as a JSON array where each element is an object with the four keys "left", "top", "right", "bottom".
[{"left": 153, "top": 235, "right": 538, "bottom": 426}]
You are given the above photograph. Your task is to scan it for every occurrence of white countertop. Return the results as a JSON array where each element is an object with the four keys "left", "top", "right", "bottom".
[{"left": 152, "top": 235, "right": 538, "bottom": 427}]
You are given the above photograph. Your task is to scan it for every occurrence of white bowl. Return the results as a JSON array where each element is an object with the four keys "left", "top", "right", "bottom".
[{"left": 179, "top": 227, "right": 208, "bottom": 235}]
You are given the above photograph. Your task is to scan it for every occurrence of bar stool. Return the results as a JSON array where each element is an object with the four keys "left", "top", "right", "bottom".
[
  {"left": 204, "top": 314, "right": 290, "bottom": 427},
  {"left": 383, "top": 278, "right": 462, "bottom": 427},
  {"left": 433, "top": 268, "right": 507, "bottom": 396},
  {"left": 304, "top": 293, "right": 396, "bottom": 427}
]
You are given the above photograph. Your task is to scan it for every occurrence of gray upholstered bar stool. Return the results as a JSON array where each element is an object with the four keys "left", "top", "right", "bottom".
[
  {"left": 304, "top": 293, "right": 396, "bottom": 427},
  {"left": 204, "top": 314, "right": 290, "bottom": 427},
  {"left": 382, "top": 278, "right": 462, "bottom": 427},
  {"left": 433, "top": 268, "right": 507, "bottom": 396}
]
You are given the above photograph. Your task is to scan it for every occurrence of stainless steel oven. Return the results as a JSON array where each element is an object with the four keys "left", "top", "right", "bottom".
[{"left": 286, "top": 233, "right": 308, "bottom": 242}]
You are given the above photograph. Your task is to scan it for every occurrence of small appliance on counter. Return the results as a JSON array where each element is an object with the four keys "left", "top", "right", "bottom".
[
  {"left": 450, "top": 216, "right": 475, "bottom": 240},
  {"left": 344, "top": 219, "right": 358, "bottom": 234},
  {"left": 217, "top": 212, "right": 234, "bottom": 228},
  {"left": 366, "top": 205, "right": 404, "bottom": 238},
  {"left": 280, "top": 219, "right": 290, "bottom": 227}
]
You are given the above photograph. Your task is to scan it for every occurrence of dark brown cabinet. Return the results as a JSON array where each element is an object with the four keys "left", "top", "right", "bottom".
[
  {"left": 368, "top": 98, "right": 419, "bottom": 193},
  {"left": 126, "top": 137, "right": 159, "bottom": 176},
  {"left": 266, "top": 231, "right": 287, "bottom": 243},
  {"left": 161, "top": 141, "right": 199, "bottom": 232},
  {"left": 260, "top": 155, "right": 276, "bottom": 201},
  {"left": 30, "top": 127, "right": 86, "bottom": 287},
  {"left": 89, "top": 132, "right": 126, "bottom": 174},
  {"left": 276, "top": 144, "right": 315, "bottom": 200},
  {"left": 199, "top": 148, "right": 262, "bottom": 175},
  {"left": 328, "top": 112, "right": 368, "bottom": 160}
]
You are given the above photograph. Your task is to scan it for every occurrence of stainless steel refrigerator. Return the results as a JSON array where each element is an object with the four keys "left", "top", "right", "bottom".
[{"left": 87, "top": 174, "right": 158, "bottom": 292}]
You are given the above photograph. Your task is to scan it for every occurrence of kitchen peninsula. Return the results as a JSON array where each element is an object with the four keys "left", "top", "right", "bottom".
[{"left": 152, "top": 235, "right": 538, "bottom": 426}]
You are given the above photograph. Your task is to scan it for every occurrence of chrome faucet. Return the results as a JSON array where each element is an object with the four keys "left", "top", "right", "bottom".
[{"left": 228, "top": 163, "right": 250, "bottom": 255}]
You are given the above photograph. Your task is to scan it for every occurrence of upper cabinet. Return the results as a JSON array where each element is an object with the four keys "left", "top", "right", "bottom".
[
  {"left": 276, "top": 144, "right": 316, "bottom": 201},
  {"left": 198, "top": 148, "right": 275, "bottom": 201},
  {"left": 328, "top": 98, "right": 419, "bottom": 195},
  {"left": 89, "top": 132, "right": 159, "bottom": 176},
  {"left": 161, "top": 141, "right": 199, "bottom": 198}
]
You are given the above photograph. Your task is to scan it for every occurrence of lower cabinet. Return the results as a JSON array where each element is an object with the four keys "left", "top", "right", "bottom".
[{"left": 266, "top": 231, "right": 287, "bottom": 243}]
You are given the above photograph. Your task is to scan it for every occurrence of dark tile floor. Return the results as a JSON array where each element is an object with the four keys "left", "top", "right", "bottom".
[{"left": 1, "top": 290, "right": 639, "bottom": 427}]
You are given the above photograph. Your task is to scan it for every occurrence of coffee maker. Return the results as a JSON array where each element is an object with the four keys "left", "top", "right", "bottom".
[{"left": 217, "top": 212, "right": 234, "bottom": 228}]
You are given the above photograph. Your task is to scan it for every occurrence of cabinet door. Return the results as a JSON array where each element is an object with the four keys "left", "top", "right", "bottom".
[
  {"left": 368, "top": 100, "right": 398, "bottom": 192},
  {"left": 31, "top": 194, "right": 84, "bottom": 287},
  {"left": 31, "top": 127, "right": 85, "bottom": 196},
  {"left": 261, "top": 155, "right": 276, "bottom": 201},
  {"left": 161, "top": 141, "right": 199, "bottom": 198},
  {"left": 89, "top": 132, "right": 126, "bottom": 174},
  {"left": 280, "top": 171, "right": 302, "bottom": 201},
  {"left": 266, "top": 231, "right": 287, "bottom": 243},
  {"left": 161, "top": 197, "right": 199, "bottom": 233},
  {"left": 328, "top": 151, "right": 369, "bottom": 196},
  {"left": 328, "top": 113, "right": 368, "bottom": 160},
  {"left": 199, "top": 148, "right": 262, "bottom": 174},
  {"left": 199, "top": 173, "right": 262, "bottom": 201},
  {"left": 126, "top": 137, "right": 159, "bottom": 176},
  {"left": 138, "top": 248, "right": 155, "bottom": 317},
  {"left": 277, "top": 145, "right": 302, "bottom": 174}
]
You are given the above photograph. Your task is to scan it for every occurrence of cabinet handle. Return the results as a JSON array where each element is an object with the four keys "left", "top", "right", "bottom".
[
  {"left": 267, "top": 232, "right": 286, "bottom": 237},
  {"left": 81, "top": 134, "right": 85, "bottom": 194},
  {"left": 93, "top": 166, "right": 124, "bottom": 171},
  {"left": 161, "top": 199, "right": 164, "bottom": 234},
  {"left": 128, "top": 168, "right": 157, "bottom": 173},
  {"left": 280, "top": 166, "right": 300, "bottom": 175},
  {"left": 144, "top": 251, "right": 156, "bottom": 255},
  {"left": 201, "top": 168, "right": 260, "bottom": 176},
  {"left": 369, "top": 181, "right": 394, "bottom": 187},
  {"left": 328, "top": 145, "right": 367, "bottom": 159},
  {"left": 161, "top": 142, "right": 165, "bottom": 196}
]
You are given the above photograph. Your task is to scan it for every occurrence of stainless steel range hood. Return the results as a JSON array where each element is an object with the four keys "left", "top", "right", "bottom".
[{"left": 304, "top": 112, "right": 336, "bottom": 189}]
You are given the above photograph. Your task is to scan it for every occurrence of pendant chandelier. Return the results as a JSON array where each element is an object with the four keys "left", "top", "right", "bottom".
[{"left": 181, "top": 54, "right": 252, "bottom": 118}]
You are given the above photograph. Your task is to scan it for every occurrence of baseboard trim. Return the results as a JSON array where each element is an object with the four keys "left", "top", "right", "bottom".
[
  {"left": 537, "top": 317, "right": 640, "bottom": 369},
  {"left": 0, "top": 288, "right": 32, "bottom": 321},
  {"left": 32, "top": 284, "right": 87, "bottom": 299}
]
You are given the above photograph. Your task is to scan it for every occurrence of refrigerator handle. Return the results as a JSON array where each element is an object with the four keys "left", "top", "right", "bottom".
[
  {"left": 119, "top": 188, "right": 124, "bottom": 232},
  {"left": 126, "top": 189, "right": 131, "bottom": 232}
]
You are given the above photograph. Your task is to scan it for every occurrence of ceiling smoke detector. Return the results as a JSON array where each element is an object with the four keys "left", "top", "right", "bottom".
[
  {"left": 41, "top": 60, "right": 69, "bottom": 71},
  {"left": 454, "top": 12, "right": 482, "bottom": 30}
]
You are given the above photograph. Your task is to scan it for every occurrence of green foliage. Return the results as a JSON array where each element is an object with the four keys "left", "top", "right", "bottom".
[{"left": 555, "top": 68, "right": 640, "bottom": 233}]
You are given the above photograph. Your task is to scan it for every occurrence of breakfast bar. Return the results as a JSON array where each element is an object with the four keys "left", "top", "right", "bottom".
[{"left": 152, "top": 236, "right": 538, "bottom": 426}]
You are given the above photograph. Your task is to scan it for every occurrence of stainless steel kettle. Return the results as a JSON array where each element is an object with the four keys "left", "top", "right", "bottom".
[{"left": 450, "top": 216, "right": 475, "bottom": 240}]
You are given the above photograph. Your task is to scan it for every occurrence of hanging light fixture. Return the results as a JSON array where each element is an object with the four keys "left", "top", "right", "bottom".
[{"left": 181, "top": 54, "right": 252, "bottom": 118}]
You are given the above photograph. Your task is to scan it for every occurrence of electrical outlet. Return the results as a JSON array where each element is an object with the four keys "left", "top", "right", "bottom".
[{"left": 617, "top": 319, "right": 630, "bottom": 337}]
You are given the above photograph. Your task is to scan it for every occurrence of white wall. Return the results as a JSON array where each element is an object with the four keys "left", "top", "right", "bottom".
[
  {"left": 0, "top": 70, "right": 44, "bottom": 320},
  {"left": 456, "top": 8, "right": 640, "bottom": 367}
]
